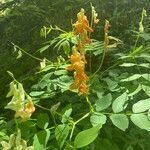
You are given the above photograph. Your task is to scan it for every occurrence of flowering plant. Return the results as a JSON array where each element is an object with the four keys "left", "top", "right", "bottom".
[{"left": 1, "top": 6, "right": 150, "bottom": 150}]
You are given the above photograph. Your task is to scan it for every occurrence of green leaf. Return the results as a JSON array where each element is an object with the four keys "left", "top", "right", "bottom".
[
  {"left": 33, "top": 134, "right": 45, "bottom": 150},
  {"left": 132, "top": 98, "right": 150, "bottom": 113},
  {"left": 54, "top": 39, "right": 66, "bottom": 50},
  {"left": 139, "top": 63, "right": 150, "bottom": 68},
  {"left": 7, "top": 71, "right": 15, "bottom": 79},
  {"left": 6, "top": 81, "right": 16, "bottom": 97},
  {"left": 121, "top": 74, "right": 141, "bottom": 82},
  {"left": 62, "top": 40, "right": 70, "bottom": 55},
  {"left": 30, "top": 91, "right": 45, "bottom": 97},
  {"left": 54, "top": 70, "right": 68, "bottom": 76},
  {"left": 55, "top": 124, "right": 70, "bottom": 149},
  {"left": 96, "top": 93, "right": 112, "bottom": 111},
  {"left": 37, "top": 113, "right": 49, "bottom": 129},
  {"left": 148, "top": 109, "right": 150, "bottom": 120},
  {"left": 139, "top": 33, "right": 150, "bottom": 41},
  {"left": 110, "top": 114, "right": 129, "bottom": 131},
  {"left": 142, "top": 85, "right": 150, "bottom": 96},
  {"left": 128, "top": 84, "right": 142, "bottom": 97},
  {"left": 112, "top": 92, "right": 128, "bottom": 113},
  {"left": 85, "top": 40, "right": 103, "bottom": 56},
  {"left": 142, "top": 74, "right": 150, "bottom": 81},
  {"left": 61, "top": 108, "right": 72, "bottom": 124},
  {"left": 90, "top": 113, "right": 107, "bottom": 126},
  {"left": 120, "top": 63, "right": 136, "bottom": 67},
  {"left": 119, "top": 63, "right": 150, "bottom": 69},
  {"left": 130, "top": 114, "right": 150, "bottom": 131},
  {"left": 70, "top": 35, "right": 78, "bottom": 44},
  {"left": 130, "top": 45, "right": 143, "bottom": 56},
  {"left": 74, "top": 125, "right": 102, "bottom": 148},
  {"left": 38, "top": 45, "right": 50, "bottom": 53},
  {"left": 50, "top": 102, "right": 61, "bottom": 115},
  {"left": 16, "top": 50, "right": 22, "bottom": 59},
  {"left": 35, "top": 129, "right": 50, "bottom": 148},
  {"left": 104, "top": 78, "right": 118, "bottom": 91}
]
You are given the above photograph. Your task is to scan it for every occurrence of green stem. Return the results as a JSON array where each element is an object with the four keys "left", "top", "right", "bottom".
[
  {"left": 7, "top": 71, "right": 21, "bottom": 84},
  {"left": 98, "top": 111, "right": 148, "bottom": 116},
  {"left": 51, "top": 26, "right": 66, "bottom": 33},
  {"left": 100, "top": 61, "right": 119, "bottom": 78},
  {"left": 86, "top": 96, "right": 94, "bottom": 112},
  {"left": 47, "top": 126, "right": 55, "bottom": 130},
  {"left": 133, "top": 34, "right": 140, "bottom": 52},
  {"left": 12, "top": 43, "right": 43, "bottom": 62},
  {"left": 70, "top": 112, "right": 90, "bottom": 140},
  {"left": 35, "top": 104, "right": 51, "bottom": 112},
  {"left": 69, "top": 123, "right": 76, "bottom": 140},
  {"left": 131, "top": 34, "right": 142, "bottom": 74},
  {"left": 89, "top": 3, "right": 94, "bottom": 73},
  {"left": 75, "top": 112, "right": 90, "bottom": 124},
  {"left": 91, "top": 45, "right": 107, "bottom": 77}
]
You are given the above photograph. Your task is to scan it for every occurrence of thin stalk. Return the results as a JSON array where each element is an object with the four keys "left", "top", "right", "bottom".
[
  {"left": 47, "top": 126, "right": 55, "bottom": 130},
  {"left": 35, "top": 104, "right": 51, "bottom": 112},
  {"left": 51, "top": 26, "right": 66, "bottom": 33},
  {"left": 91, "top": 46, "right": 107, "bottom": 77},
  {"left": 69, "top": 112, "right": 90, "bottom": 140},
  {"left": 75, "top": 112, "right": 90, "bottom": 124},
  {"left": 99, "top": 111, "right": 148, "bottom": 116},
  {"left": 89, "top": 3, "right": 94, "bottom": 73},
  {"left": 100, "top": 61, "right": 119, "bottom": 78},
  {"left": 12, "top": 43, "right": 43, "bottom": 62},
  {"left": 69, "top": 123, "right": 76, "bottom": 140},
  {"left": 86, "top": 96, "right": 94, "bottom": 112}
]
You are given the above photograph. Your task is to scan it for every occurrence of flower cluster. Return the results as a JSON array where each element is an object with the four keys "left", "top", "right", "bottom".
[
  {"left": 1, "top": 129, "right": 33, "bottom": 150},
  {"left": 91, "top": 6, "right": 100, "bottom": 24},
  {"left": 67, "top": 8, "right": 99, "bottom": 95},
  {"left": 104, "top": 20, "right": 110, "bottom": 49},
  {"left": 15, "top": 99, "right": 35, "bottom": 121},
  {"left": 73, "top": 8, "right": 93, "bottom": 47},
  {"left": 6, "top": 81, "right": 35, "bottom": 121},
  {"left": 67, "top": 47, "right": 89, "bottom": 95}
]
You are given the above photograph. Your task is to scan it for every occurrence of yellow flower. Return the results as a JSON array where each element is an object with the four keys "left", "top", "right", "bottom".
[
  {"left": 6, "top": 80, "right": 35, "bottom": 121},
  {"left": 67, "top": 47, "right": 89, "bottom": 95},
  {"left": 15, "top": 101, "right": 35, "bottom": 121},
  {"left": 91, "top": 6, "right": 99, "bottom": 24}
]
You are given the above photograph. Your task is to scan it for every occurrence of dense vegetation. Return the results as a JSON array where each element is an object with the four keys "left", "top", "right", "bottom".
[{"left": 0, "top": 0, "right": 150, "bottom": 150}]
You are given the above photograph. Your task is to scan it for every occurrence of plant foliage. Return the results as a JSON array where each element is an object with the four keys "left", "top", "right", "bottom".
[{"left": 0, "top": 1, "right": 150, "bottom": 150}]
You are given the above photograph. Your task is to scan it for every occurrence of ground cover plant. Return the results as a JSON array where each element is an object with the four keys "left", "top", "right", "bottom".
[{"left": 0, "top": 3, "right": 150, "bottom": 150}]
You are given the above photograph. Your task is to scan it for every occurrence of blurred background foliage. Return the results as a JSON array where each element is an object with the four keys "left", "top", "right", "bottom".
[
  {"left": 0, "top": 0, "right": 149, "bottom": 111},
  {"left": 0, "top": 0, "right": 150, "bottom": 149}
]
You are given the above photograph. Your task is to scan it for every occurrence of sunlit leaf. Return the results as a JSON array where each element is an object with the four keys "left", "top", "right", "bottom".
[
  {"left": 90, "top": 113, "right": 107, "bottom": 126},
  {"left": 110, "top": 114, "right": 129, "bottom": 131},
  {"left": 38, "top": 45, "right": 50, "bottom": 53},
  {"left": 121, "top": 74, "right": 141, "bottom": 82},
  {"left": 132, "top": 98, "right": 150, "bottom": 113},
  {"left": 128, "top": 84, "right": 142, "bottom": 97},
  {"left": 61, "top": 108, "right": 72, "bottom": 124},
  {"left": 55, "top": 124, "right": 70, "bottom": 149},
  {"left": 74, "top": 125, "right": 101, "bottom": 148},
  {"left": 112, "top": 92, "right": 128, "bottom": 113},
  {"left": 130, "top": 114, "right": 150, "bottom": 131},
  {"left": 96, "top": 93, "right": 112, "bottom": 111},
  {"left": 142, "top": 85, "right": 150, "bottom": 96},
  {"left": 119, "top": 63, "right": 136, "bottom": 67},
  {"left": 35, "top": 129, "right": 50, "bottom": 148}
]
